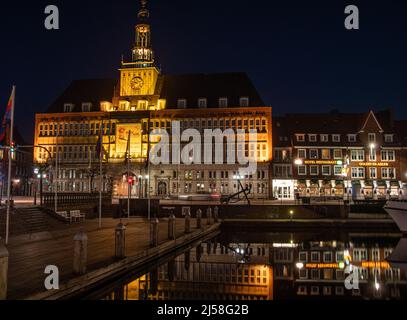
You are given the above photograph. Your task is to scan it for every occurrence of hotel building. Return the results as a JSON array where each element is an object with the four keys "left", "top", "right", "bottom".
[
  {"left": 33, "top": 1, "right": 273, "bottom": 200},
  {"left": 272, "top": 109, "right": 405, "bottom": 200}
]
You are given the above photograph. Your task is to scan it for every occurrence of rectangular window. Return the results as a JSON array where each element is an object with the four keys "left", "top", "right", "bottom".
[
  {"left": 82, "top": 103, "right": 92, "bottom": 112},
  {"left": 368, "top": 133, "right": 376, "bottom": 143},
  {"left": 385, "top": 134, "right": 394, "bottom": 143},
  {"left": 311, "top": 252, "right": 320, "bottom": 262},
  {"left": 298, "top": 149, "right": 306, "bottom": 159},
  {"left": 332, "top": 135, "right": 341, "bottom": 142},
  {"left": 219, "top": 98, "right": 228, "bottom": 108},
  {"left": 310, "top": 166, "right": 319, "bottom": 176},
  {"left": 348, "top": 134, "right": 357, "bottom": 142},
  {"left": 198, "top": 98, "right": 207, "bottom": 108},
  {"left": 321, "top": 149, "right": 330, "bottom": 160},
  {"left": 177, "top": 99, "right": 187, "bottom": 109},
  {"left": 310, "top": 149, "right": 318, "bottom": 159},
  {"left": 334, "top": 166, "right": 342, "bottom": 176},
  {"left": 351, "top": 167, "right": 365, "bottom": 179},
  {"left": 298, "top": 166, "right": 307, "bottom": 176},
  {"left": 382, "top": 168, "right": 396, "bottom": 179},
  {"left": 320, "top": 135, "right": 329, "bottom": 142},
  {"left": 381, "top": 150, "right": 396, "bottom": 161},
  {"left": 322, "top": 166, "right": 331, "bottom": 176},
  {"left": 64, "top": 103, "right": 74, "bottom": 113},
  {"left": 239, "top": 97, "right": 249, "bottom": 107},
  {"left": 333, "top": 149, "right": 342, "bottom": 159},
  {"left": 309, "top": 134, "right": 317, "bottom": 142},
  {"left": 351, "top": 150, "right": 365, "bottom": 161},
  {"left": 296, "top": 134, "right": 305, "bottom": 142},
  {"left": 370, "top": 167, "right": 377, "bottom": 179}
]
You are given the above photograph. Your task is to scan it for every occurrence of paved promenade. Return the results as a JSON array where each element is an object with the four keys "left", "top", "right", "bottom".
[{"left": 4, "top": 217, "right": 204, "bottom": 300}]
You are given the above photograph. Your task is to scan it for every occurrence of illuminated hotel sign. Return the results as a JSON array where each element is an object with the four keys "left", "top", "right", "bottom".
[
  {"left": 304, "top": 160, "right": 340, "bottom": 165},
  {"left": 361, "top": 261, "right": 391, "bottom": 269},
  {"left": 305, "top": 263, "right": 340, "bottom": 269},
  {"left": 358, "top": 162, "right": 390, "bottom": 167}
]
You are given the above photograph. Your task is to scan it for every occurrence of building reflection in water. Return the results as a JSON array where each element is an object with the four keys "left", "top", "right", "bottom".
[{"left": 102, "top": 232, "right": 407, "bottom": 301}]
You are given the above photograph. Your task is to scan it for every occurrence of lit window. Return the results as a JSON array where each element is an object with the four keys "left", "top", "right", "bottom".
[{"left": 321, "top": 149, "right": 330, "bottom": 160}]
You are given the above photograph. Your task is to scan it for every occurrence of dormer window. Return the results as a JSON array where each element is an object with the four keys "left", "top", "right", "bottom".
[
  {"left": 348, "top": 134, "right": 357, "bottom": 142},
  {"left": 321, "top": 135, "right": 329, "bottom": 142},
  {"left": 82, "top": 103, "right": 92, "bottom": 112},
  {"left": 198, "top": 98, "right": 207, "bottom": 109},
  {"left": 309, "top": 134, "right": 317, "bottom": 142},
  {"left": 177, "top": 99, "right": 187, "bottom": 109},
  {"left": 219, "top": 97, "right": 228, "bottom": 108},
  {"left": 385, "top": 134, "right": 394, "bottom": 143},
  {"left": 368, "top": 133, "right": 376, "bottom": 143},
  {"left": 240, "top": 97, "right": 249, "bottom": 107},
  {"left": 64, "top": 103, "right": 74, "bottom": 113},
  {"left": 296, "top": 134, "right": 305, "bottom": 142},
  {"left": 332, "top": 135, "right": 341, "bottom": 142}
]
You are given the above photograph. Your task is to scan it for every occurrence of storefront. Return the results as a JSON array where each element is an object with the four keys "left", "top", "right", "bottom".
[{"left": 273, "top": 179, "right": 295, "bottom": 200}]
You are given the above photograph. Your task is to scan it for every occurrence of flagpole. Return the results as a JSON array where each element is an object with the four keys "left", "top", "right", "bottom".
[
  {"left": 99, "top": 123, "right": 103, "bottom": 229},
  {"left": 5, "top": 86, "right": 16, "bottom": 245},
  {"left": 127, "top": 131, "right": 131, "bottom": 220}
]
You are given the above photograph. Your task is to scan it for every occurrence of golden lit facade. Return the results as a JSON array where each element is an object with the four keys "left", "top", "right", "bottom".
[{"left": 33, "top": 1, "right": 273, "bottom": 199}]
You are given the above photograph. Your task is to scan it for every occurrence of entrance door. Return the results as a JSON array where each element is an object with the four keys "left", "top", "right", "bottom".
[{"left": 158, "top": 181, "right": 167, "bottom": 196}]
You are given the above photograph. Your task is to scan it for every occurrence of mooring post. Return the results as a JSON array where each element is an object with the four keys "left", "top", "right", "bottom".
[
  {"left": 115, "top": 222, "right": 126, "bottom": 259},
  {"left": 214, "top": 206, "right": 219, "bottom": 223},
  {"left": 196, "top": 209, "right": 202, "bottom": 229},
  {"left": 73, "top": 229, "right": 88, "bottom": 275},
  {"left": 168, "top": 214, "right": 176, "bottom": 240},
  {"left": 206, "top": 207, "right": 213, "bottom": 225},
  {"left": 150, "top": 218, "right": 159, "bottom": 248},
  {"left": 185, "top": 209, "right": 191, "bottom": 234},
  {"left": 0, "top": 245, "right": 8, "bottom": 300}
]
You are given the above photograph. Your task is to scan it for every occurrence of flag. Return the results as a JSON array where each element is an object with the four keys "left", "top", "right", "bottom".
[{"left": 0, "top": 88, "right": 14, "bottom": 145}]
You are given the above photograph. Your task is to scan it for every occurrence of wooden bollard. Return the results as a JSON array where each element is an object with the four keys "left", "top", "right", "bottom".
[
  {"left": 196, "top": 209, "right": 202, "bottom": 229},
  {"left": 0, "top": 245, "right": 8, "bottom": 300},
  {"left": 168, "top": 214, "right": 176, "bottom": 240},
  {"left": 214, "top": 206, "right": 219, "bottom": 223},
  {"left": 206, "top": 208, "right": 213, "bottom": 225},
  {"left": 185, "top": 210, "right": 191, "bottom": 234},
  {"left": 73, "top": 229, "right": 88, "bottom": 275},
  {"left": 115, "top": 222, "right": 126, "bottom": 259},
  {"left": 150, "top": 218, "right": 159, "bottom": 248}
]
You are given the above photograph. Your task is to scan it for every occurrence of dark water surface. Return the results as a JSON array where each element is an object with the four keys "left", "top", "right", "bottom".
[{"left": 91, "top": 229, "right": 407, "bottom": 301}]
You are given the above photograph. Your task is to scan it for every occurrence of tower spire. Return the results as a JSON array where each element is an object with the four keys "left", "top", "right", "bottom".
[{"left": 131, "top": 0, "right": 154, "bottom": 66}]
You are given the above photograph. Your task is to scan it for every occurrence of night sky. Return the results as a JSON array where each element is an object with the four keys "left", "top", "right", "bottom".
[{"left": 0, "top": 0, "right": 406, "bottom": 142}]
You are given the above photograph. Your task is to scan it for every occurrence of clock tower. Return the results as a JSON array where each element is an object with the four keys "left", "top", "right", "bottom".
[{"left": 119, "top": 0, "right": 160, "bottom": 102}]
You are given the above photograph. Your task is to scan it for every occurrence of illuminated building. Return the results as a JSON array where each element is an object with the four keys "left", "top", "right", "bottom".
[
  {"left": 34, "top": 1, "right": 273, "bottom": 199},
  {"left": 272, "top": 110, "right": 405, "bottom": 200}
]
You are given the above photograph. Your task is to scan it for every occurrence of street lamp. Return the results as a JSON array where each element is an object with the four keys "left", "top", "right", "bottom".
[
  {"left": 294, "top": 159, "right": 303, "bottom": 166},
  {"left": 296, "top": 262, "right": 304, "bottom": 269}
]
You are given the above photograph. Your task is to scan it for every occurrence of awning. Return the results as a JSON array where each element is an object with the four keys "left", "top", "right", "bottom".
[
  {"left": 352, "top": 180, "right": 361, "bottom": 186},
  {"left": 310, "top": 179, "right": 319, "bottom": 186},
  {"left": 322, "top": 180, "right": 331, "bottom": 187},
  {"left": 391, "top": 181, "right": 400, "bottom": 187}
]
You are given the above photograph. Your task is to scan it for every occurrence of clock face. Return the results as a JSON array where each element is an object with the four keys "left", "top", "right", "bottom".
[{"left": 131, "top": 76, "right": 144, "bottom": 90}]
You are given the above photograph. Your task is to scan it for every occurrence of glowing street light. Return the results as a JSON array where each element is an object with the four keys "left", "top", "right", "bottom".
[
  {"left": 296, "top": 262, "right": 304, "bottom": 269},
  {"left": 294, "top": 159, "right": 303, "bottom": 166}
]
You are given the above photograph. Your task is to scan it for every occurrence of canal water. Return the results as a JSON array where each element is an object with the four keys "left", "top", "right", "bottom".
[{"left": 91, "top": 229, "right": 407, "bottom": 300}]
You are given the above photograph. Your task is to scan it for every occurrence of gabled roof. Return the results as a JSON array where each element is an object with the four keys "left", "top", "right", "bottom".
[{"left": 359, "top": 111, "right": 384, "bottom": 133}]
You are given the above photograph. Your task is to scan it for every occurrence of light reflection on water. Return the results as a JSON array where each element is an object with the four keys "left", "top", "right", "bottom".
[{"left": 100, "top": 230, "right": 407, "bottom": 301}]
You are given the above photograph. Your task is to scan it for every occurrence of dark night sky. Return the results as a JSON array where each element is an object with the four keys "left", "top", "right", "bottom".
[{"left": 0, "top": 0, "right": 406, "bottom": 142}]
